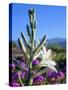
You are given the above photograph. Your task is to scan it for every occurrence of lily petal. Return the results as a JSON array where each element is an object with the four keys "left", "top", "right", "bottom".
[
  {"left": 40, "top": 64, "right": 57, "bottom": 73},
  {"left": 44, "top": 49, "right": 53, "bottom": 60},
  {"left": 42, "top": 60, "right": 56, "bottom": 66}
]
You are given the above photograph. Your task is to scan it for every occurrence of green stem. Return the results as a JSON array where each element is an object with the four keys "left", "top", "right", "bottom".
[
  {"left": 29, "top": 77, "right": 33, "bottom": 86},
  {"left": 18, "top": 71, "right": 24, "bottom": 86},
  {"left": 28, "top": 8, "right": 36, "bottom": 86},
  {"left": 31, "top": 68, "right": 48, "bottom": 78},
  {"left": 28, "top": 59, "right": 33, "bottom": 85}
]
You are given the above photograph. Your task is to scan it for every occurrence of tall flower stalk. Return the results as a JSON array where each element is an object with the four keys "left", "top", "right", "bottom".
[{"left": 18, "top": 8, "right": 57, "bottom": 86}]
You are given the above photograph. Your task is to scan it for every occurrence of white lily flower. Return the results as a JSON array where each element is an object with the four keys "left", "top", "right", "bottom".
[
  {"left": 40, "top": 46, "right": 57, "bottom": 72},
  {"left": 41, "top": 60, "right": 56, "bottom": 66},
  {"left": 33, "top": 45, "right": 57, "bottom": 72},
  {"left": 40, "top": 59, "right": 57, "bottom": 72},
  {"left": 42, "top": 47, "right": 53, "bottom": 60},
  {"left": 44, "top": 64, "right": 57, "bottom": 72}
]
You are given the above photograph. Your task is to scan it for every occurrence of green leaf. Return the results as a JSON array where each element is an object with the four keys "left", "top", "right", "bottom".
[
  {"left": 13, "top": 59, "right": 29, "bottom": 71},
  {"left": 18, "top": 38, "right": 29, "bottom": 60},
  {"left": 28, "top": 8, "right": 34, "bottom": 15},
  {"left": 31, "top": 68, "right": 48, "bottom": 78},
  {"left": 28, "top": 8, "right": 36, "bottom": 29},
  {"left": 40, "top": 64, "right": 57, "bottom": 72},
  {"left": 26, "top": 25, "right": 31, "bottom": 37},
  {"left": 28, "top": 10, "right": 33, "bottom": 24},
  {"left": 21, "top": 32, "right": 31, "bottom": 50},
  {"left": 31, "top": 64, "right": 57, "bottom": 79},
  {"left": 34, "top": 20, "right": 37, "bottom": 29},
  {"left": 18, "top": 71, "right": 24, "bottom": 86},
  {"left": 35, "top": 39, "right": 40, "bottom": 48},
  {"left": 33, "top": 35, "right": 46, "bottom": 57}
]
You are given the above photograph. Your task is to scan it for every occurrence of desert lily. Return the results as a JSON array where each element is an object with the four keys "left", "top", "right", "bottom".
[
  {"left": 33, "top": 40, "right": 57, "bottom": 72},
  {"left": 17, "top": 8, "right": 57, "bottom": 86},
  {"left": 39, "top": 47, "right": 57, "bottom": 72}
]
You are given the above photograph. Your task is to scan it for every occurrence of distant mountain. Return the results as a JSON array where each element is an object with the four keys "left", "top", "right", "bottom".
[
  {"left": 47, "top": 38, "right": 66, "bottom": 48},
  {"left": 12, "top": 38, "right": 66, "bottom": 49},
  {"left": 47, "top": 38, "right": 65, "bottom": 43}
]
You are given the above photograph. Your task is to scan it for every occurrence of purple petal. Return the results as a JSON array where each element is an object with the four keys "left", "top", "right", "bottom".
[
  {"left": 13, "top": 71, "right": 26, "bottom": 80},
  {"left": 32, "top": 59, "right": 40, "bottom": 66},
  {"left": 19, "top": 71, "right": 26, "bottom": 79},
  {"left": 10, "top": 82, "right": 21, "bottom": 87},
  {"left": 47, "top": 70, "right": 57, "bottom": 78},
  {"left": 10, "top": 63, "right": 15, "bottom": 68},
  {"left": 57, "top": 71, "right": 64, "bottom": 79},
  {"left": 20, "top": 62, "right": 26, "bottom": 68},
  {"left": 12, "top": 72, "right": 18, "bottom": 80},
  {"left": 33, "top": 75, "right": 44, "bottom": 82}
]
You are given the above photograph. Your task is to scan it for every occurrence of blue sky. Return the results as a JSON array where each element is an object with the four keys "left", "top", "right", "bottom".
[{"left": 11, "top": 3, "right": 66, "bottom": 41}]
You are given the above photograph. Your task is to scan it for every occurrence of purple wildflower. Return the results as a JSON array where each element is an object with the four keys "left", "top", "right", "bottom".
[
  {"left": 33, "top": 75, "right": 44, "bottom": 82},
  {"left": 20, "top": 62, "right": 26, "bottom": 68},
  {"left": 33, "top": 75, "right": 46, "bottom": 85},
  {"left": 12, "top": 72, "right": 18, "bottom": 80},
  {"left": 12, "top": 71, "right": 28, "bottom": 81},
  {"left": 25, "top": 67, "right": 29, "bottom": 72},
  {"left": 32, "top": 59, "right": 40, "bottom": 66},
  {"left": 10, "top": 82, "right": 21, "bottom": 87},
  {"left": 47, "top": 70, "right": 57, "bottom": 78},
  {"left": 19, "top": 61, "right": 29, "bottom": 72},
  {"left": 57, "top": 71, "right": 64, "bottom": 80},
  {"left": 19, "top": 71, "right": 26, "bottom": 79},
  {"left": 10, "top": 63, "right": 15, "bottom": 69}
]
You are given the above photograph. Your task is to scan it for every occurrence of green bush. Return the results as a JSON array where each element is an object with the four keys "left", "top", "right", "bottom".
[{"left": 47, "top": 44, "right": 65, "bottom": 52}]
